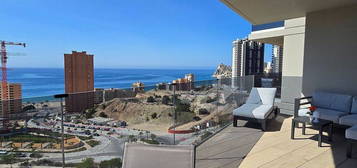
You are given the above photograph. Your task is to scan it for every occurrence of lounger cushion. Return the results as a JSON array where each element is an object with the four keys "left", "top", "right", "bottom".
[
  {"left": 233, "top": 104, "right": 273, "bottom": 119},
  {"left": 312, "top": 92, "right": 352, "bottom": 113},
  {"left": 346, "top": 125, "right": 357, "bottom": 140},
  {"left": 312, "top": 108, "right": 347, "bottom": 123},
  {"left": 351, "top": 97, "right": 357, "bottom": 114},
  {"left": 246, "top": 88, "right": 277, "bottom": 105},
  {"left": 245, "top": 88, "right": 262, "bottom": 104},
  {"left": 339, "top": 114, "right": 357, "bottom": 126},
  {"left": 298, "top": 108, "right": 310, "bottom": 117}
]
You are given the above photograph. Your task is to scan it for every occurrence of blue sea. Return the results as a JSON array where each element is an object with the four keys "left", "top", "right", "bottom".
[{"left": 7, "top": 68, "right": 214, "bottom": 98}]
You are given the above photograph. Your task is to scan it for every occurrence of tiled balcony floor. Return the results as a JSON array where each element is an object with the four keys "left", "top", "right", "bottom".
[
  {"left": 239, "top": 116, "right": 357, "bottom": 168},
  {"left": 197, "top": 115, "right": 357, "bottom": 168}
]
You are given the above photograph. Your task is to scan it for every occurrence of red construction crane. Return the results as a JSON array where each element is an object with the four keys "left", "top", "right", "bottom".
[{"left": 0, "top": 41, "right": 26, "bottom": 127}]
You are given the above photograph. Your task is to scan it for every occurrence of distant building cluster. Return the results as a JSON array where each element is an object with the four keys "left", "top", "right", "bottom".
[
  {"left": 94, "top": 88, "right": 136, "bottom": 104},
  {"left": 264, "top": 62, "right": 272, "bottom": 74},
  {"left": 64, "top": 51, "right": 94, "bottom": 113},
  {"left": 172, "top": 74, "right": 195, "bottom": 91},
  {"left": 155, "top": 74, "right": 195, "bottom": 91},
  {"left": 132, "top": 82, "right": 145, "bottom": 93},
  {"left": 156, "top": 83, "right": 170, "bottom": 91}
]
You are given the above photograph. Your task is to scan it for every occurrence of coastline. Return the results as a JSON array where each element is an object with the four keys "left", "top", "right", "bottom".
[{"left": 8, "top": 68, "right": 215, "bottom": 98}]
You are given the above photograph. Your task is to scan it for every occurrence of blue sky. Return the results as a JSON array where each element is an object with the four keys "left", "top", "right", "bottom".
[{"left": 0, "top": 0, "right": 271, "bottom": 69}]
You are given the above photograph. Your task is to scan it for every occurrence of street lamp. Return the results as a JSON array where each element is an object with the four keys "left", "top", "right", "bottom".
[
  {"left": 172, "top": 83, "right": 177, "bottom": 145},
  {"left": 54, "top": 94, "right": 68, "bottom": 168}
]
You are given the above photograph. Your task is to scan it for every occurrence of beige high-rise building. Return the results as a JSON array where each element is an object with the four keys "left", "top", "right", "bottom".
[
  {"left": 64, "top": 51, "right": 94, "bottom": 113},
  {"left": 0, "top": 83, "right": 22, "bottom": 117}
]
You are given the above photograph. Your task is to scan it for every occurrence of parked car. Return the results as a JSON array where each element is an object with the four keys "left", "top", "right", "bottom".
[{"left": 12, "top": 152, "right": 27, "bottom": 157}]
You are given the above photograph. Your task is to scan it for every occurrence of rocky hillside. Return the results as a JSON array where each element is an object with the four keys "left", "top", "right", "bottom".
[
  {"left": 92, "top": 87, "right": 227, "bottom": 132},
  {"left": 212, "top": 63, "right": 232, "bottom": 79},
  {"left": 94, "top": 98, "right": 174, "bottom": 125}
]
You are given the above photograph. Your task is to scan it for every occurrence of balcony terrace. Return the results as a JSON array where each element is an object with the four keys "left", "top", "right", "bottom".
[{"left": 197, "top": 114, "right": 357, "bottom": 168}]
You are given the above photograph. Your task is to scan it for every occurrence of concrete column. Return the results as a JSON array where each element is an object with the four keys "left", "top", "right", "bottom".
[{"left": 278, "top": 18, "right": 306, "bottom": 115}]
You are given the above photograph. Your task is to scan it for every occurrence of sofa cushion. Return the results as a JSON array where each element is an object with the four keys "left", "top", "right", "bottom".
[
  {"left": 312, "top": 108, "right": 347, "bottom": 123},
  {"left": 339, "top": 114, "right": 357, "bottom": 126},
  {"left": 312, "top": 92, "right": 352, "bottom": 113},
  {"left": 246, "top": 88, "right": 276, "bottom": 105},
  {"left": 351, "top": 97, "right": 357, "bottom": 114},
  {"left": 346, "top": 125, "right": 357, "bottom": 140},
  {"left": 233, "top": 104, "right": 273, "bottom": 119}
]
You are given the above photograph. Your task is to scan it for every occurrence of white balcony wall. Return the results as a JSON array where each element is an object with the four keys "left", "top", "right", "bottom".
[{"left": 302, "top": 5, "right": 357, "bottom": 96}]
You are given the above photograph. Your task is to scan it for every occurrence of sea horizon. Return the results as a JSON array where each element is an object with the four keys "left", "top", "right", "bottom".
[
  {"left": 8, "top": 66, "right": 217, "bottom": 70},
  {"left": 6, "top": 67, "right": 216, "bottom": 98}
]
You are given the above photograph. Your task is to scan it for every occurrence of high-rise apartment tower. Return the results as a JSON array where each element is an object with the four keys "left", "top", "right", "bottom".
[
  {"left": 0, "top": 83, "right": 22, "bottom": 119},
  {"left": 64, "top": 51, "right": 94, "bottom": 113},
  {"left": 231, "top": 38, "right": 264, "bottom": 87},
  {"left": 272, "top": 45, "right": 283, "bottom": 74}
]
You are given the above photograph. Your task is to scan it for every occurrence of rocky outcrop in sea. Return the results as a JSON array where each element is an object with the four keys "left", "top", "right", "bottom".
[{"left": 212, "top": 63, "right": 232, "bottom": 79}]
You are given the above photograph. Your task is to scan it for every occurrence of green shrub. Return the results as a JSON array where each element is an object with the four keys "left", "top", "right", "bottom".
[
  {"left": 147, "top": 96, "right": 156, "bottom": 103},
  {"left": 201, "top": 131, "right": 213, "bottom": 140},
  {"left": 0, "top": 154, "right": 16, "bottom": 164},
  {"left": 78, "top": 135, "right": 93, "bottom": 141},
  {"left": 161, "top": 95, "right": 170, "bottom": 105},
  {"left": 76, "top": 158, "right": 96, "bottom": 168},
  {"left": 5, "top": 134, "right": 59, "bottom": 143},
  {"left": 141, "top": 138, "right": 159, "bottom": 144},
  {"left": 99, "top": 112, "right": 108, "bottom": 118},
  {"left": 198, "top": 108, "right": 210, "bottom": 115},
  {"left": 99, "top": 158, "right": 122, "bottom": 168},
  {"left": 151, "top": 113, "right": 158, "bottom": 119},
  {"left": 175, "top": 102, "right": 191, "bottom": 112},
  {"left": 30, "top": 152, "right": 43, "bottom": 158},
  {"left": 85, "top": 108, "right": 97, "bottom": 119},
  {"left": 128, "top": 135, "right": 137, "bottom": 142},
  {"left": 206, "top": 97, "right": 217, "bottom": 103},
  {"left": 86, "top": 140, "right": 100, "bottom": 147}
]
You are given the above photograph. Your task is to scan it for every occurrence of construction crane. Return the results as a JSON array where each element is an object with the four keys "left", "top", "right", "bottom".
[{"left": 0, "top": 41, "right": 26, "bottom": 128}]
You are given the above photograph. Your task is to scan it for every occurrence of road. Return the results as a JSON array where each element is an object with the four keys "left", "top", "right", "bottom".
[{"left": 43, "top": 135, "right": 125, "bottom": 163}]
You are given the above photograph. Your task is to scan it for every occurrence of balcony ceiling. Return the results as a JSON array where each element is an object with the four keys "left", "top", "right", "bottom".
[{"left": 221, "top": 0, "right": 357, "bottom": 24}]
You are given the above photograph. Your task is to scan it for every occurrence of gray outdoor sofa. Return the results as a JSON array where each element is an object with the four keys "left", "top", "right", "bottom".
[
  {"left": 294, "top": 91, "right": 357, "bottom": 158},
  {"left": 233, "top": 87, "right": 277, "bottom": 131}
]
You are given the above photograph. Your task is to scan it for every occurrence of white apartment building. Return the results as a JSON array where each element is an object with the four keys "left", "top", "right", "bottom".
[
  {"left": 272, "top": 45, "right": 283, "bottom": 74},
  {"left": 232, "top": 38, "right": 264, "bottom": 88}
]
